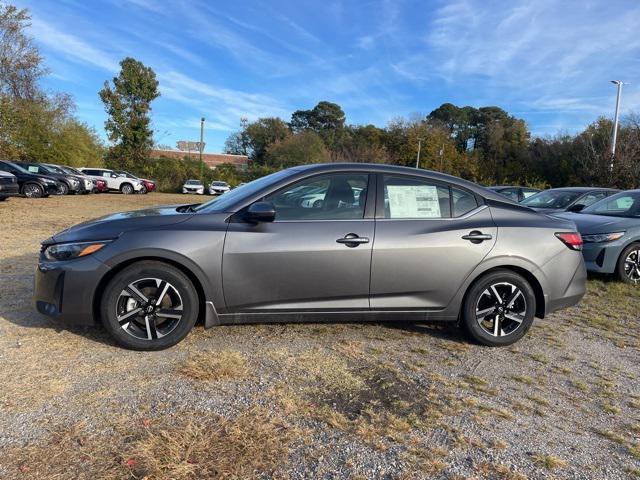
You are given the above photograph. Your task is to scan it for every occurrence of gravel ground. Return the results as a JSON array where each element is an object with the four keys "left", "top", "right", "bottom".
[{"left": 0, "top": 193, "right": 639, "bottom": 479}]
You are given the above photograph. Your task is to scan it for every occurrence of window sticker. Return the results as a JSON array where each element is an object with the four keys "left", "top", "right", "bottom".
[
  {"left": 387, "top": 184, "right": 441, "bottom": 218},
  {"left": 28, "top": 166, "right": 39, "bottom": 173}
]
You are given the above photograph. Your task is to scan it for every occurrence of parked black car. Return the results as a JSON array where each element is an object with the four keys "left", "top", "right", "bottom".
[
  {"left": 0, "top": 170, "right": 19, "bottom": 201},
  {"left": 520, "top": 187, "right": 619, "bottom": 213},
  {"left": 15, "top": 161, "right": 85, "bottom": 195},
  {"left": 488, "top": 186, "right": 541, "bottom": 202},
  {"left": 0, "top": 160, "right": 60, "bottom": 198}
]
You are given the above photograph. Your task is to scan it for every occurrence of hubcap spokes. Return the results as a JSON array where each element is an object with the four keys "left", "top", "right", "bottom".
[
  {"left": 624, "top": 250, "right": 640, "bottom": 283},
  {"left": 475, "top": 282, "right": 527, "bottom": 337},
  {"left": 116, "top": 278, "right": 183, "bottom": 340}
]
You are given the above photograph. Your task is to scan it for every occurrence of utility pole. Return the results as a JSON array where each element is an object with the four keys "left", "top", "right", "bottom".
[
  {"left": 199, "top": 117, "right": 205, "bottom": 178},
  {"left": 610, "top": 81, "right": 624, "bottom": 172},
  {"left": 415, "top": 138, "right": 422, "bottom": 169}
]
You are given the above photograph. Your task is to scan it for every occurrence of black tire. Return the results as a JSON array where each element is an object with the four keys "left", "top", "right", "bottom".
[
  {"left": 616, "top": 243, "right": 640, "bottom": 284},
  {"left": 100, "top": 261, "right": 199, "bottom": 350},
  {"left": 22, "top": 183, "right": 44, "bottom": 198},
  {"left": 57, "top": 182, "right": 69, "bottom": 195},
  {"left": 461, "top": 269, "right": 536, "bottom": 347},
  {"left": 120, "top": 183, "right": 134, "bottom": 195},
  {"left": 139, "top": 185, "right": 147, "bottom": 194},
  {"left": 0, "top": 196, "right": 7, "bottom": 201}
]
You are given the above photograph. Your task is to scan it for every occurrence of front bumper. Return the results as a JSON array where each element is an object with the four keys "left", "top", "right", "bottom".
[
  {"left": 183, "top": 188, "right": 204, "bottom": 194},
  {"left": 581, "top": 240, "right": 624, "bottom": 274},
  {"left": 209, "top": 188, "right": 229, "bottom": 195},
  {"left": 34, "top": 256, "right": 110, "bottom": 325}
]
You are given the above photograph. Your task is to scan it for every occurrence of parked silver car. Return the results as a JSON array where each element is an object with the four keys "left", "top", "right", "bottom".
[{"left": 34, "top": 163, "right": 586, "bottom": 350}]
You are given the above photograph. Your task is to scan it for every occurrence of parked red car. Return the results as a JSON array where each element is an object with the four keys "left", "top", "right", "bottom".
[{"left": 93, "top": 178, "right": 108, "bottom": 193}]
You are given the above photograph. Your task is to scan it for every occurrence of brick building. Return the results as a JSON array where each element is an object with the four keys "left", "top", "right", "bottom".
[{"left": 151, "top": 149, "right": 248, "bottom": 169}]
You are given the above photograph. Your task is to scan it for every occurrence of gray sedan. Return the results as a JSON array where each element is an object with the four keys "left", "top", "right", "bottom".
[
  {"left": 34, "top": 163, "right": 586, "bottom": 350},
  {"left": 555, "top": 190, "right": 640, "bottom": 283}
]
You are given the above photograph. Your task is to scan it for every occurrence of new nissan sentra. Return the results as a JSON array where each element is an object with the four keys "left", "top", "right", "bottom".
[
  {"left": 555, "top": 190, "right": 640, "bottom": 283},
  {"left": 34, "top": 163, "right": 587, "bottom": 350}
]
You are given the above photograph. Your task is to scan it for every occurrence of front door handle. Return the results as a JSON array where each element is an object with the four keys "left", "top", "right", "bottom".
[
  {"left": 336, "top": 233, "right": 370, "bottom": 247},
  {"left": 462, "top": 231, "right": 493, "bottom": 243}
]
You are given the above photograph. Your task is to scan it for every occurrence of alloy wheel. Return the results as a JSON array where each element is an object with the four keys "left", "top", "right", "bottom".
[
  {"left": 475, "top": 281, "right": 527, "bottom": 337},
  {"left": 122, "top": 184, "right": 133, "bottom": 194},
  {"left": 623, "top": 249, "right": 640, "bottom": 283},
  {"left": 57, "top": 183, "right": 68, "bottom": 195},
  {"left": 23, "top": 184, "right": 42, "bottom": 198},
  {"left": 115, "top": 277, "right": 184, "bottom": 340}
]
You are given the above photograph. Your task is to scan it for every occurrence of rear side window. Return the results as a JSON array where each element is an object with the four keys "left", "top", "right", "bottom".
[
  {"left": 83, "top": 169, "right": 98, "bottom": 175},
  {"left": 498, "top": 188, "right": 519, "bottom": 201},
  {"left": 452, "top": 187, "right": 478, "bottom": 216},
  {"left": 383, "top": 175, "right": 450, "bottom": 218}
]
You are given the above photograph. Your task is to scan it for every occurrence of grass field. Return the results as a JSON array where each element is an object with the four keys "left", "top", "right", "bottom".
[{"left": 0, "top": 193, "right": 639, "bottom": 479}]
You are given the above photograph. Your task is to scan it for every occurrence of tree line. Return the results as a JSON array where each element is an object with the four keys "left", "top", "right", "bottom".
[
  {"left": 224, "top": 101, "right": 640, "bottom": 189},
  {"left": 2, "top": 3, "right": 639, "bottom": 192}
]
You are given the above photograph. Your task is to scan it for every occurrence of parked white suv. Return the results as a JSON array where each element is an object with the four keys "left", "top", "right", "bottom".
[
  {"left": 209, "top": 180, "right": 230, "bottom": 195},
  {"left": 79, "top": 168, "right": 144, "bottom": 194}
]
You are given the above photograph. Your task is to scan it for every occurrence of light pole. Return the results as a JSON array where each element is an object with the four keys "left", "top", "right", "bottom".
[
  {"left": 415, "top": 138, "right": 422, "bottom": 169},
  {"left": 610, "top": 80, "right": 624, "bottom": 172},
  {"left": 199, "top": 117, "right": 205, "bottom": 178}
]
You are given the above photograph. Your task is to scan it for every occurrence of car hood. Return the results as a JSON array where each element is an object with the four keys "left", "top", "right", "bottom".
[
  {"left": 553, "top": 212, "right": 633, "bottom": 234},
  {"left": 47, "top": 205, "right": 195, "bottom": 244}
]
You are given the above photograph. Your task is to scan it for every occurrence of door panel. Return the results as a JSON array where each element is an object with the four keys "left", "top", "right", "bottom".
[
  {"left": 223, "top": 220, "right": 374, "bottom": 311},
  {"left": 370, "top": 208, "right": 496, "bottom": 309}
]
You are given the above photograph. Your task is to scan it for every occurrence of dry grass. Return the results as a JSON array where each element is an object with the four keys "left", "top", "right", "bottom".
[
  {"left": 2, "top": 407, "right": 294, "bottom": 479},
  {"left": 177, "top": 350, "right": 249, "bottom": 382},
  {"left": 532, "top": 453, "right": 567, "bottom": 470}
]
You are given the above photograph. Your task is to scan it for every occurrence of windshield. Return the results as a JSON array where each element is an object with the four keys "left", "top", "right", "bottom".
[
  {"left": 4, "top": 161, "right": 30, "bottom": 174},
  {"left": 211, "top": 181, "right": 227, "bottom": 186},
  {"left": 194, "top": 169, "right": 294, "bottom": 212},
  {"left": 46, "top": 165, "right": 67, "bottom": 174},
  {"left": 60, "top": 166, "right": 82, "bottom": 175},
  {"left": 116, "top": 171, "right": 136, "bottom": 179},
  {"left": 582, "top": 192, "right": 640, "bottom": 217},
  {"left": 521, "top": 190, "right": 583, "bottom": 209},
  {"left": 186, "top": 180, "right": 202, "bottom": 185}
]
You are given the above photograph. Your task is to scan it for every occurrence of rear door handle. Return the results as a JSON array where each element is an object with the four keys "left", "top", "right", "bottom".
[
  {"left": 462, "top": 231, "right": 493, "bottom": 243},
  {"left": 336, "top": 233, "right": 370, "bottom": 247}
]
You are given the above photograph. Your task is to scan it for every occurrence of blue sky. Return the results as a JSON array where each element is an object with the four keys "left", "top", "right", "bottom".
[{"left": 16, "top": 0, "right": 640, "bottom": 152}]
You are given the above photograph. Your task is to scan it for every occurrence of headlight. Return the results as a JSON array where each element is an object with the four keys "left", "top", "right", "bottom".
[
  {"left": 67, "top": 176, "right": 79, "bottom": 186},
  {"left": 582, "top": 232, "right": 625, "bottom": 243},
  {"left": 43, "top": 240, "right": 111, "bottom": 261}
]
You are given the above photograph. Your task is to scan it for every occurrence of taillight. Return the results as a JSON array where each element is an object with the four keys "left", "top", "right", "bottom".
[{"left": 555, "top": 232, "right": 583, "bottom": 251}]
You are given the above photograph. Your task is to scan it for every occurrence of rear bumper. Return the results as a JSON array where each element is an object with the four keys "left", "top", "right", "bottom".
[
  {"left": 33, "top": 256, "right": 109, "bottom": 325},
  {"left": 544, "top": 254, "right": 587, "bottom": 316},
  {"left": 0, "top": 183, "right": 19, "bottom": 197}
]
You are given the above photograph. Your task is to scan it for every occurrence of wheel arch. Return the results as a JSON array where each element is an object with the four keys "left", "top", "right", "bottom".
[
  {"left": 92, "top": 256, "right": 209, "bottom": 326},
  {"left": 460, "top": 265, "right": 546, "bottom": 320}
]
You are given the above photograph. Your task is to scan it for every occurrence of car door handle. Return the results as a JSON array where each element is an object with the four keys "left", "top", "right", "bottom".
[
  {"left": 462, "top": 231, "right": 493, "bottom": 243},
  {"left": 336, "top": 233, "right": 370, "bottom": 247}
]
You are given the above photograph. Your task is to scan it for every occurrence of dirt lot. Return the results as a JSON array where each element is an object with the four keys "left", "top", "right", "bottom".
[{"left": 0, "top": 193, "right": 639, "bottom": 479}]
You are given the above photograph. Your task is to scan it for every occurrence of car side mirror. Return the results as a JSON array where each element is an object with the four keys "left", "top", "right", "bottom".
[
  {"left": 568, "top": 204, "right": 585, "bottom": 213},
  {"left": 245, "top": 201, "right": 276, "bottom": 223}
]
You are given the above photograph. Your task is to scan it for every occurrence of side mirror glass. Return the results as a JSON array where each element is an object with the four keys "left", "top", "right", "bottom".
[
  {"left": 245, "top": 201, "right": 276, "bottom": 223},
  {"left": 568, "top": 204, "right": 585, "bottom": 213}
]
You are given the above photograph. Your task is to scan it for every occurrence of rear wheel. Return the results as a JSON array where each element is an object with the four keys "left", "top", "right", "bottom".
[
  {"left": 616, "top": 243, "right": 640, "bottom": 284},
  {"left": 120, "top": 183, "right": 134, "bottom": 194},
  {"left": 461, "top": 270, "right": 536, "bottom": 347},
  {"left": 100, "top": 261, "right": 199, "bottom": 350},
  {"left": 22, "top": 183, "right": 43, "bottom": 198}
]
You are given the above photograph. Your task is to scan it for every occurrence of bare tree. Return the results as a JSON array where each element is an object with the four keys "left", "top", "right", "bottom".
[{"left": 0, "top": 4, "right": 47, "bottom": 100}]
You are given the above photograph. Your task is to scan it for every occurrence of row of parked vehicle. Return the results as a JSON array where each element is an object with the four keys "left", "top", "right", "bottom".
[
  {"left": 181, "top": 179, "right": 235, "bottom": 196},
  {"left": 0, "top": 160, "right": 157, "bottom": 200},
  {"left": 489, "top": 184, "right": 640, "bottom": 284}
]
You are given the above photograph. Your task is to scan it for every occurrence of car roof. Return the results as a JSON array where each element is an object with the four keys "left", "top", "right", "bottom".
[
  {"left": 542, "top": 186, "right": 618, "bottom": 192},
  {"left": 292, "top": 163, "right": 513, "bottom": 203},
  {"left": 488, "top": 185, "right": 539, "bottom": 190}
]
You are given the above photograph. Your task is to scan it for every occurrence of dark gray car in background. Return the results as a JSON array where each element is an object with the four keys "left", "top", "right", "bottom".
[{"left": 34, "top": 163, "right": 587, "bottom": 350}]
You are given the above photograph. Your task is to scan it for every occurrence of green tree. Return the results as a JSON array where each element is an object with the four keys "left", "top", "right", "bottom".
[
  {"left": 290, "top": 101, "right": 346, "bottom": 152},
  {"left": 265, "top": 131, "right": 328, "bottom": 168},
  {"left": 244, "top": 117, "right": 290, "bottom": 164},
  {"left": 99, "top": 57, "right": 159, "bottom": 170}
]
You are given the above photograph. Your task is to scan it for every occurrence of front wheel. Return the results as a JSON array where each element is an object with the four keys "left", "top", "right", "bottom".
[
  {"left": 100, "top": 261, "right": 199, "bottom": 350},
  {"left": 616, "top": 243, "right": 640, "bottom": 284},
  {"left": 22, "top": 183, "right": 44, "bottom": 198},
  {"left": 461, "top": 270, "right": 536, "bottom": 347},
  {"left": 120, "top": 183, "right": 134, "bottom": 195},
  {"left": 57, "top": 183, "right": 69, "bottom": 195}
]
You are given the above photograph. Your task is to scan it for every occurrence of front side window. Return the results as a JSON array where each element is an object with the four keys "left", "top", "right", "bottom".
[
  {"left": 521, "top": 190, "right": 582, "bottom": 209},
  {"left": 578, "top": 192, "right": 609, "bottom": 207},
  {"left": 383, "top": 175, "right": 451, "bottom": 219},
  {"left": 498, "top": 188, "right": 519, "bottom": 201},
  {"left": 583, "top": 193, "right": 640, "bottom": 217},
  {"left": 266, "top": 173, "right": 368, "bottom": 221}
]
